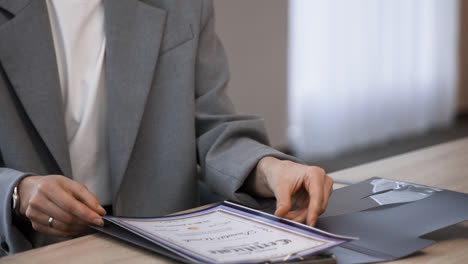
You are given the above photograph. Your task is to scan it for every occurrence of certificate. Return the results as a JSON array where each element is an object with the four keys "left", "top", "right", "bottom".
[{"left": 100, "top": 202, "right": 355, "bottom": 263}]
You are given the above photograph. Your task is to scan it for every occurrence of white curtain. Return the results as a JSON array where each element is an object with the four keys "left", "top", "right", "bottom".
[{"left": 288, "top": 0, "right": 460, "bottom": 160}]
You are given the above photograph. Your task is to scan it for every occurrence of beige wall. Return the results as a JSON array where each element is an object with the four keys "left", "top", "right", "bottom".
[
  {"left": 459, "top": 0, "right": 468, "bottom": 114},
  {"left": 213, "top": 0, "right": 289, "bottom": 148}
]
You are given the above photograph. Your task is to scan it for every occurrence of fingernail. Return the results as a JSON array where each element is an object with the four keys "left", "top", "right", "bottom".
[
  {"left": 99, "top": 205, "right": 107, "bottom": 215},
  {"left": 94, "top": 218, "right": 104, "bottom": 226},
  {"left": 308, "top": 218, "right": 317, "bottom": 226}
]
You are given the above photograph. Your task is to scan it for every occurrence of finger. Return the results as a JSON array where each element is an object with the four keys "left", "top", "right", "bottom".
[
  {"left": 31, "top": 222, "right": 75, "bottom": 238},
  {"left": 29, "top": 195, "right": 89, "bottom": 228},
  {"left": 45, "top": 187, "right": 104, "bottom": 226},
  {"left": 26, "top": 207, "right": 88, "bottom": 234},
  {"left": 284, "top": 208, "right": 306, "bottom": 220},
  {"left": 284, "top": 208, "right": 308, "bottom": 224},
  {"left": 38, "top": 203, "right": 89, "bottom": 232},
  {"left": 305, "top": 175, "right": 325, "bottom": 226},
  {"left": 68, "top": 182, "right": 106, "bottom": 216},
  {"left": 321, "top": 176, "right": 334, "bottom": 211},
  {"left": 292, "top": 210, "right": 308, "bottom": 224},
  {"left": 274, "top": 184, "right": 292, "bottom": 218}
]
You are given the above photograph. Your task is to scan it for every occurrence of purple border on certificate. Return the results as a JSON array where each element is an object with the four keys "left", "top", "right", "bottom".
[{"left": 104, "top": 201, "right": 356, "bottom": 263}]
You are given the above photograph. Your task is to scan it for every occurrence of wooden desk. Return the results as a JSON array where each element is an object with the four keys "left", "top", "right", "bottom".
[{"left": 2, "top": 138, "right": 468, "bottom": 264}]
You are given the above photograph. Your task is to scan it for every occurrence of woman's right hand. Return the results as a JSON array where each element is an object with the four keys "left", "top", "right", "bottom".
[{"left": 18, "top": 175, "right": 107, "bottom": 238}]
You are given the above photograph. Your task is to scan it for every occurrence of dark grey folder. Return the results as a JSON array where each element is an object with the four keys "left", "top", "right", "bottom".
[{"left": 316, "top": 177, "right": 468, "bottom": 263}]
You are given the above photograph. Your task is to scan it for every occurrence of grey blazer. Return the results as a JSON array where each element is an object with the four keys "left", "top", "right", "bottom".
[{"left": 0, "top": 0, "right": 296, "bottom": 256}]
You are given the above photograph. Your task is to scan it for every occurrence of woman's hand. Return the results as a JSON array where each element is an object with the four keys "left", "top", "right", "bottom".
[
  {"left": 18, "top": 175, "right": 106, "bottom": 237},
  {"left": 247, "top": 157, "right": 333, "bottom": 226}
]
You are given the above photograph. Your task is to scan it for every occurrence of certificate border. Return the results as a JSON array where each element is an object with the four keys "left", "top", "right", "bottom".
[
  {"left": 120, "top": 209, "right": 327, "bottom": 263},
  {"left": 104, "top": 201, "right": 355, "bottom": 263}
]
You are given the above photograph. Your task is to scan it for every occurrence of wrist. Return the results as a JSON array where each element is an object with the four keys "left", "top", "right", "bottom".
[
  {"left": 17, "top": 175, "right": 38, "bottom": 216},
  {"left": 256, "top": 156, "right": 278, "bottom": 176},
  {"left": 248, "top": 156, "right": 281, "bottom": 197}
]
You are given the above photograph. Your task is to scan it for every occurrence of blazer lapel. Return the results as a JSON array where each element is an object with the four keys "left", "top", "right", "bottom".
[
  {"left": 0, "top": 0, "right": 72, "bottom": 177},
  {"left": 103, "top": 0, "right": 167, "bottom": 196}
]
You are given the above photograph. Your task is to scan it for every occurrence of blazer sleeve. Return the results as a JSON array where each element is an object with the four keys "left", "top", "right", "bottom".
[
  {"left": 195, "top": 0, "right": 303, "bottom": 210},
  {"left": 0, "top": 165, "right": 34, "bottom": 256}
]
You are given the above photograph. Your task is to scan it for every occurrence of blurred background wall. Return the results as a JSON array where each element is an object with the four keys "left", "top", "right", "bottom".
[
  {"left": 214, "top": 0, "right": 468, "bottom": 170},
  {"left": 289, "top": 0, "right": 459, "bottom": 160}
]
